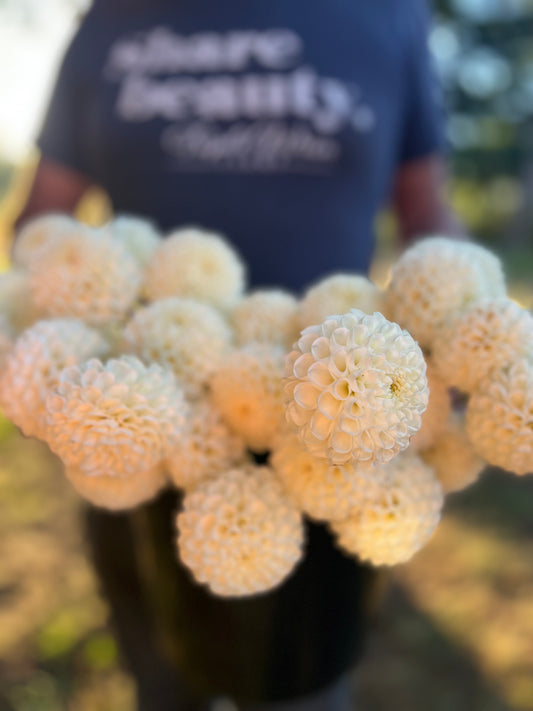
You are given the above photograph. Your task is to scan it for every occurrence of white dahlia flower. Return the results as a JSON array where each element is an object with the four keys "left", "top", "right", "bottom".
[
  {"left": 385, "top": 237, "right": 506, "bottom": 348},
  {"left": 144, "top": 227, "right": 246, "bottom": 309},
  {"left": 432, "top": 299, "right": 533, "bottom": 393},
  {"left": 105, "top": 214, "right": 161, "bottom": 267},
  {"left": 176, "top": 465, "right": 304, "bottom": 597},
  {"left": 0, "top": 319, "right": 109, "bottom": 439},
  {"left": 121, "top": 297, "right": 232, "bottom": 400},
  {"left": 65, "top": 464, "right": 167, "bottom": 511},
  {"left": 166, "top": 401, "right": 247, "bottom": 490},
  {"left": 270, "top": 432, "right": 387, "bottom": 522},
  {"left": 45, "top": 356, "right": 188, "bottom": 477},
  {"left": 28, "top": 227, "right": 143, "bottom": 326},
  {"left": 210, "top": 344, "right": 286, "bottom": 452},
  {"left": 0, "top": 269, "right": 43, "bottom": 333},
  {"left": 297, "top": 274, "right": 385, "bottom": 331},
  {"left": 466, "top": 359, "right": 533, "bottom": 475},
  {"left": 231, "top": 289, "right": 299, "bottom": 348},
  {"left": 409, "top": 362, "right": 451, "bottom": 452},
  {"left": 13, "top": 213, "right": 76, "bottom": 267},
  {"left": 330, "top": 452, "right": 443, "bottom": 566},
  {"left": 284, "top": 310, "right": 428, "bottom": 465},
  {"left": 0, "top": 315, "right": 13, "bottom": 368},
  {"left": 422, "top": 417, "right": 485, "bottom": 494}
]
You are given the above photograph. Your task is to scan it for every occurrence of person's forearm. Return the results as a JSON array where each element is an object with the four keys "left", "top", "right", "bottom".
[
  {"left": 392, "top": 155, "right": 465, "bottom": 244},
  {"left": 397, "top": 201, "right": 464, "bottom": 244},
  {"left": 14, "top": 156, "right": 94, "bottom": 234}
]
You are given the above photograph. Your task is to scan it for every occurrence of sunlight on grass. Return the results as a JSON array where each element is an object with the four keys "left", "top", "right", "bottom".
[
  {"left": 8, "top": 671, "right": 64, "bottom": 711},
  {"left": 37, "top": 606, "right": 105, "bottom": 660},
  {"left": 1, "top": 421, "right": 533, "bottom": 710},
  {"left": 82, "top": 632, "right": 119, "bottom": 671},
  {"left": 395, "top": 477, "right": 533, "bottom": 711},
  {"left": 68, "top": 671, "right": 136, "bottom": 711}
]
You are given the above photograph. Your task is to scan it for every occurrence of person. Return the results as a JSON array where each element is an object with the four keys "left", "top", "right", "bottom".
[{"left": 15, "top": 0, "right": 459, "bottom": 709}]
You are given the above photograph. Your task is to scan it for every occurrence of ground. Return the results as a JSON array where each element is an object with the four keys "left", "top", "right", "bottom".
[{"left": 0, "top": 418, "right": 532, "bottom": 711}]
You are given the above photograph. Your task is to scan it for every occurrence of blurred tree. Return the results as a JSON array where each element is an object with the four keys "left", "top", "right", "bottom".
[{"left": 430, "top": 0, "right": 533, "bottom": 249}]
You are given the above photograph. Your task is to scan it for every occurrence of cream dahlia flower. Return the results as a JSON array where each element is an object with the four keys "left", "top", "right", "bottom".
[
  {"left": 210, "top": 344, "right": 286, "bottom": 452},
  {"left": 231, "top": 289, "right": 299, "bottom": 348},
  {"left": 28, "top": 227, "right": 143, "bottom": 326},
  {"left": 270, "top": 432, "right": 387, "bottom": 522},
  {"left": 45, "top": 356, "right": 188, "bottom": 477},
  {"left": 422, "top": 417, "right": 485, "bottom": 494},
  {"left": 297, "top": 274, "right": 384, "bottom": 331},
  {"left": 13, "top": 213, "right": 76, "bottom": 267},
  {"left": 466, "top": 359, "right": 533, "bottom": 475},
  {"left": 0, "top": 315, "right": 12, "bottom": 368},
  {"left": 0, "top": 269, "right": 43, "bottom": 334},
  {"left": 0, "top": 319, "right": 109, "bottom": 439},
  {"left": 409, "top": 362, "right": 451, "bottom": 452},
  {"left": 166, "top": 401, "right": 247, "bottom": 490},
  {"left": 106, "top": 214, "right": 161, "bottom": 267},
  {"left": 65, "top": 464, "right": 167, "bottom": 511},
  {"left": 121, "top": 297, "right": 232, "bottom": 400},
  {"left": 432, "top": 299, "right": 533, "bottom": 393},
  {"left": 176, "top": 465, "right": 304, "bottom": 597},
  {"left": 330, "top": 452, "right": 443, "bottom": 566},
  {"left": 284, "top": 310, "right": 428, "bottom": 465},
  {"left": 385, "top": 237, "right": 506, "bottom": 348},
  {"left": 144, "top": 227, "right": 246, "bottom": 309}
]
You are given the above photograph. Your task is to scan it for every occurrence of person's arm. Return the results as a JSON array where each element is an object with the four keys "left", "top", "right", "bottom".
[
  {"left": 14, "top": 156, "right": 94, "bottom": 232},
  {"left": 392, "top": 154, "right": 464, "bottom": 243},
  {"left": 389, "top": 0, "right": 466, "bottom": 244}
]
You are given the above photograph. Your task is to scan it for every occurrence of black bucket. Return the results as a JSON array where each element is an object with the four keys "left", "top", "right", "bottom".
[{"left": 85, "top": 489, "right": 385, "bottom": 707}]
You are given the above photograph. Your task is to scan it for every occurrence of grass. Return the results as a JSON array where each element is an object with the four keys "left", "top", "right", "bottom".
[{"left": 0, "top": 421, "right": 532, "bottom": 710}]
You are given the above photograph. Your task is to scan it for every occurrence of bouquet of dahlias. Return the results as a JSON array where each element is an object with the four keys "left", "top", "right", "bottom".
[{"left": 1, "top": 215, "right": 532, "bottom": 599}]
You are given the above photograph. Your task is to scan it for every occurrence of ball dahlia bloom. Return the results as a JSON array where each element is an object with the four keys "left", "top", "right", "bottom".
[
  {"left": 12, "top": 213, "right": 76, "bottom": 267},
  {"left": 0, "top": 269, "right": 43, "bottom": 334},
  {"left": 105, "top": 214, "right": 162, "bottom": 267},
  {"left": 166, "top": 401, "right": 247, "bottom": 490},
  {"left": 0, "top": 319, "right": 109, "bottom": 440},
  {"left": 422, "top": 416, "right": 485, "bottom": 494},
  {"left": 432, "top": 298, "right": 533, "bottom": 393},
  {"left": 385, "top": 237, "right": 506, "bottom": 348},
  {"left": 409, "top": 362, "right": 451, "bottom": 452},
  {"left": 45, "top": 355, "right": 188, "bottom": 478},
  {"left": 144, "top": 227, "right": 246, "bottom": 309},
  {"left": 284, "top": 310, "right": 428, "bottom": 465},
  {"left": 330, "top": 452, "right": 443, "bottom": 566},
  {"left": 270, "top": 432, "right": 387, "bottom": 522},
  {"left": 65, "top": 463, "right": 167, "bottom": 511},
  {"left": 0, "top": 315, "right": 13, "bottom": 369},
  {"left": 297, "top": 274, "right": 384, "bottom": 331},
  {"left": 210, "top": 344, "right": 287, "bottom": 452},
  {"left": 121, "top": 297, "right": 232, "bottom": 400},
  {"left": 466, "top": 358, "right": 533, "bottom": 475},
  {"left": 231, "top": 289, "right": 299, "bottom": 348},
  {"left": 176, "top": 465, "right": 304, "bottom": 597},
  {"left": 28, "top": 227, "right": 143, "bottom": 326}
]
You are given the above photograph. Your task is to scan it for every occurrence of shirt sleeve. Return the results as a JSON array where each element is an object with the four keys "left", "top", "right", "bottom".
[
  {"left": 37, "top": 19, "right": 95, "bottom": 178},
  {"left": 398, "top": 0, "right": 446, "bottom": 164}
]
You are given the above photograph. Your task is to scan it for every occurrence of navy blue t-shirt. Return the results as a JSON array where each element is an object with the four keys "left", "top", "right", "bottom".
[{"left": 38, "top": 0, "right": 443, "bottom": 291}]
